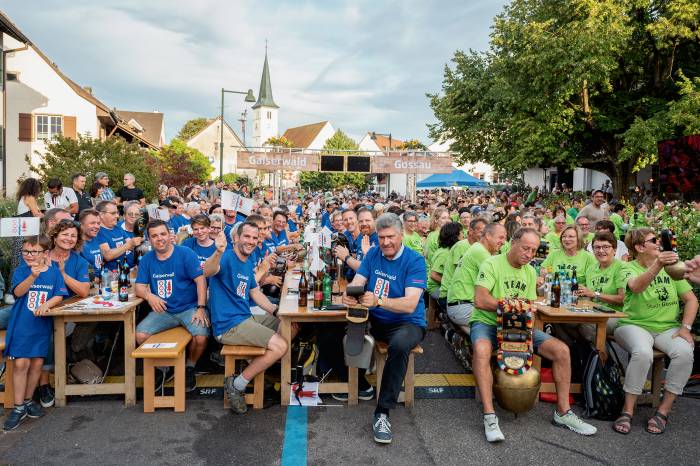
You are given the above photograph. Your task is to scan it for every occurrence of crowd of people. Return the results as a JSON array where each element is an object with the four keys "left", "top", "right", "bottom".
[{"left": 1, "top": 173, "right": 699, "bottom": 445}]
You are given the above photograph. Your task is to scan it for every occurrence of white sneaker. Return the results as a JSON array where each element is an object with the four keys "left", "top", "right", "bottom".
[
  {"left": 483, "top": 414, "right": 505, "bottom": 442},
  {"left": 553, "top": 409, "right": 597, "bottom": 436}
]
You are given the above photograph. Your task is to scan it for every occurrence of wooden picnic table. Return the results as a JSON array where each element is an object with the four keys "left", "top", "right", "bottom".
[
  {"left": 47, "top": 294, "right": 142, "bottom": 407},
  {"left": 278, "top": 268, "right": 356, "bottom": 406},
  {"left": 532, "top": 299, "right": 625, "bottom": 394}
]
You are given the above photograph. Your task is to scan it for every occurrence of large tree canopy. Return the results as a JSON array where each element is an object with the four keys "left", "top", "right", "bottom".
[{"left": 429, "top": 0, "right": 700, "bottom": 193}]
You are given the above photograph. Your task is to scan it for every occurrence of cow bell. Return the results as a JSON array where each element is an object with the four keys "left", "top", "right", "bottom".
[{"left": 493, "top": 367, "right": 541, "bottom": 414}]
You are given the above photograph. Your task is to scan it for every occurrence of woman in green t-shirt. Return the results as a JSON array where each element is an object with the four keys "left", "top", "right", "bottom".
[
  {"left": 611, "top": 228, "right": 698, "bottom": 435},
  {"left": 424, "top": 207, "right": 451, "bottom": 268},
  {"left": 426, "top": 222, "right": 462, "bottom": 307},
  {"left": 577, "top": 231, "right": 626, "bottom": 319},
  {"left": 541, "top": 225, "right": 595, "bottom": 285},
  {"left": 401, "top": 211, "right": 424, "bottom": 255}
]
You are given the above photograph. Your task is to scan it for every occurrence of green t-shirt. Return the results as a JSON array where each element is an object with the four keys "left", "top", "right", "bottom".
[
  {"left": 585, "top": 259, "right": 628, "bottom": 311},
  {"left": 541, "top": 249, "right": 596, "bottom": 285},
  {"left": 544, "top": 231, "right": 561, "bottom": 251},
  {"left": 582, "top": 232, "right": 594, "bottom": 248},
  {"left": 427, "top": 247, "right": 449, "bottom": 294},
  {"left": 620, "top": 261, "right": 693, "bottom": 333},
  {"left": 470, "top": 254, "right": 537, "bottom": 327},
  {"left": 448, "top": 242, "right": 491, "bottom": 303},
  {"left": 402, "top": 231, "right": 424, "bottom": 255},
  {"left": 440, "top": 239, "right": 472, "bottom": 299},
  {"left": 567, "top": 207, "right": 579, "bottom": 219},
  {"left": 424, "top": 230, "right": 440, "bottom": 268},
  {"left": 500, "top": 240, "right": 511, "bottom": 255},
  {"left": 609, "top": 212, "right": 624, "bottom": 240}
]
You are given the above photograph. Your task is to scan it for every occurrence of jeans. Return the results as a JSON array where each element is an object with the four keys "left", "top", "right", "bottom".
[{"left": 370, "top": 319, "right": 425, "bottom": 412}]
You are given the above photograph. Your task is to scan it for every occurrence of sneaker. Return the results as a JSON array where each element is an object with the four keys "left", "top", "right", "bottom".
[
  {"left": 372, "top": 413, "right": 392, "bottom": 444},
  {"left": 24, "top": 400, "right": 44, "bottom": 419},
  {"left": 3, "top": 407, "right": 27, "bottom": 431},
  {"left": 154, "top": 367, "right": 174, "bottom": 394},
  {"left": 185, "top": 366, "right": 197, "bottom": 392},
  {"left": 39, "top": 384, "right": 55, "bottom": 408},
  {"left": 210, "top": 351, "right": 225, "bottom": 367},
  {"left": 224, "top": 376, "right": 248, "bottom": 414},
  {"left": 483, "top": 413, "right": 505, "bottom": 442},
  {"left": 553, "top": 409, "right": 597, "bottom": 436},
  {"left": 332, "top": 386, "right": 375, "bottom": 402}
]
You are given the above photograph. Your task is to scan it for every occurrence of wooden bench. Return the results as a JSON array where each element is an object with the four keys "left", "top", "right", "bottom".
[
  {"left": 426, "top": 296, "right": 440, "bottom": 330},
  {"left": 638, "top": 349, "right": 665, "bottom": 408},
  {"left": 221, "top": 345, "right": 266, "bottom": 410},
  {"left": 0, "top": 330, "right": 15, "bottom": 409},
  {"left": 131, "top": 327, "right": 191, "bottom": 413},
  {"left": 374, "top": 341, "right": 423, "bottom": 408}
]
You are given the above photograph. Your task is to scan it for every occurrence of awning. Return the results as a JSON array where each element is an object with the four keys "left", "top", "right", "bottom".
[{"left": 416, "top": 169, "right": 490, "bottom": 189}]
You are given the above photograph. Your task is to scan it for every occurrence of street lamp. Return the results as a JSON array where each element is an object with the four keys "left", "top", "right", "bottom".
[
  {"left": 371, "top": 131, "right": 393, "bottom": 195},
  {"left": 220, "top": 88, "right": 256, "bottom": 181}
]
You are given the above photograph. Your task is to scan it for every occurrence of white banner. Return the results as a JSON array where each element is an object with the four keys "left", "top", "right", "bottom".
[
  {"left": 220, "top": 190, "right": 240, "bottom": 211},
  {"left": 0, "top": 217, "right": 41, "bottom": 237},
  {"left": 146, "top": 204, "right": 170, "bottom": 221},
  {"left": 236, "top": 196, "right": 254, "bottom": 216}
]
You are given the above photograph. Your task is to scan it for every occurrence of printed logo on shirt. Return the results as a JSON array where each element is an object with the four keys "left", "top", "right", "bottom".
[
  {"left": 157, "top": 279, "right": 173, "bottom": 298},
  {"left": 27, "top": 291, "right": 48, "bottom": 311},
  {"left": 94, "top": 254, "right": 103, "bottom": 270},
  {"left": 236, "top": 281, "right": 247, "bottom": 298},
  {"left": 373, "top": 278, "right": 390, "bottom": 299}
]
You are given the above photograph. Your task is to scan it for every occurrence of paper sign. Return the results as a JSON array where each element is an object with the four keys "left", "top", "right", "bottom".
[
  {"left": 0, "top": 217, "right": 40, "bottom": 237},
  {"left": 156, "top": 208, "right": 170, "bottom": 221},
  {"left": 236, "top": 196, "right": 254, "bottom": 216},
  {"left": 289, "top": 381, "right": 321, "bottom": 406},
  {"left": 220, "top": 190, "right": 240, "bottom": 211},
  {"left": 142, "top": 342, "right": 178, "bottom": 349},
  {"left": 320, "top": 227, "right": 333, "bottom": 249}
]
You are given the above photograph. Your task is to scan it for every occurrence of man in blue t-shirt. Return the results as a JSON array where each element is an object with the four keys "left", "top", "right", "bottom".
[
  {"left": 335, "top": 207, "right": 378, "bottom": 274},
  {"left": 265, "top": 211, "right": 302, "bottom": 255},
  {"left": 204, "top": 222, "right": 288, "bottom": 414},
  {"left": 134, "top": 220, "right": 209, "bottom": 393},
  {"left": 342, "top": 213, "right": 426, "bottom": 445},
  {"left": 95, "top": 201, "right": 141, "bottom": 271},
  {"left": 79, "top": 209, "right": 105, "bottom": 276}
]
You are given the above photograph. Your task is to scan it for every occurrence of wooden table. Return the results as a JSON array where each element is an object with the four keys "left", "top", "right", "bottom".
[
  {"left": 533, "top": 300, "right": 625, "bottom": 394},
  {"left": 278, "top": 269, "right": 357, "bottom": 406},
  {"left": 48, "top": 295, "right": 142, "bottom": 407}
]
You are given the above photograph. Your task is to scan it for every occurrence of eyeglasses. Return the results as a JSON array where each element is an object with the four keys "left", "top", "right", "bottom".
[
  {"left": 593, "top": 245, "right": 613, "bottom": 251},
  {"left": 126, "top": 213, "right": 140, "bottom": 218},
  {"left": 58, "top": 219, "right": 81, "bottom": 228},
  {"left": 210, "top": 226, "right": 222, "bottom": 231},
  {"left": 21, "top": 249, "right": 44, "bottom": 256},
  {"left": 644, "top": 237, "right": 658, "bottom": 245},
  {"left": 555, "top": 221, "right": 566, "bottom": 225},
  {"left": 102, "top": 210, "right": 119, "bottom": 215}
]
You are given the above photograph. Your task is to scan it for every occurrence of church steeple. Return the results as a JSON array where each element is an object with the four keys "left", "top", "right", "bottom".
[{"left": 252, "top": 46, "right": 278, "bottom": 109}]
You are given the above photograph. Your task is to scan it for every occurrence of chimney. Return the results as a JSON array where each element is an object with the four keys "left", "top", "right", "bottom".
[{"left": 83, "top": 86, "right": 93, "bottom": 94}]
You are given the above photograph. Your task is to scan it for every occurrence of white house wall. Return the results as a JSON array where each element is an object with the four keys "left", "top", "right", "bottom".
[
  {"left": 187, "top": 120, "right": 255, "bottom": 179},
  {"left": 307, "top": 122, "right": 335, "bottom": 151}
]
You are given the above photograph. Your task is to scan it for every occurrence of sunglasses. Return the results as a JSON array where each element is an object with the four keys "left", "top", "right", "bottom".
[
  {"left": 58, "top": 219, "right": 82, "bottom": 228},
  {"left": 644, "top": 237, "right": 658, "bottom": 245}
]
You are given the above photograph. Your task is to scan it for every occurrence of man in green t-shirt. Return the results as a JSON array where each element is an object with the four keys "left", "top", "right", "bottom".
[
  {"left": 439, "top": 218, "right": 487, "bottom": 301},
  {"left": 446, "top": 223, "right": 506, "bottom": 330},
  {"left": 470, "top": 227, "right": 597, "bottom": 442}
]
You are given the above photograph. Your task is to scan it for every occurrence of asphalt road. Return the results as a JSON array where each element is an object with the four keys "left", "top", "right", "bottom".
[{"left": 1, "top": 395, "right": 698, "bottom": 465}]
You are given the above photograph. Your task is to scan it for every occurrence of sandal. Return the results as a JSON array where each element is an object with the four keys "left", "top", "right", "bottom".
[
  {"left": 612, "top": 412, "right": 633, "bottom": 435},
  {"left": 646, "top": 411, "right": 668, "bottom": 434}
]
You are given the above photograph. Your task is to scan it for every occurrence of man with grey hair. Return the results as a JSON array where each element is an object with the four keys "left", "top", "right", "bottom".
[
  {"left": 115, "top": 173, "right": 145, "bottom": 208},
  {"left": 342, "top": 213, "right": 427, "bottom": 444}
]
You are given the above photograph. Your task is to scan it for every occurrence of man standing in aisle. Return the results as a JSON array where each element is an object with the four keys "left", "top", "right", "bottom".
[
  {"left": 71, "top": 173, "right": 93, "bottom": 215},
  {"left": 342, "top": 213, "right": 426, "bottom": 444},
  {"left": 95, "top": 172, "right": 115, "bottom": 201},
  {"left": 576, "top": 190, "right": 609, "bottom": 229},
  {"left": 115, "top": 173, "right": 146, "bottom": 209}
]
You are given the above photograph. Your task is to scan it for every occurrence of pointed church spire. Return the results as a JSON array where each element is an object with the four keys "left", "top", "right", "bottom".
[{"left": 252, "top": 44, "right": 279, "bottom": 109}]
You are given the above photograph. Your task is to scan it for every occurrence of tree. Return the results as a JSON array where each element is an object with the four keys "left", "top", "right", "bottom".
[
  {"left": 299, "top": 130, "right": 370, "bottom": 191},
  {"left": 264, "top": 136, "right": 293, "bottom": 148},
  {"left": 399, "top": 139, "right": 428, "bottom": 151},
  {"left": 28, "top": 134, "right": 161, "bottom": 200},
  {"left": 428, "top": 0, "right": 700, "bottom": 194},
  {"left": 176, "top": 118, "right": 211, "bottom": 141},
  {"left": 157, "top": 139, "right": 213, "bottom": 187}
]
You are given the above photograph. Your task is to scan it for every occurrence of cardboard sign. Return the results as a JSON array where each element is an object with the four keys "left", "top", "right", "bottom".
[
  {"left": 320, "top": 227, "right": 333, "bottom": 249},
  {"left": 238, "top": 152, "right": 320, "bottom": 171},
  {"left": 146, "top": 204, "right": 170, "bottom": 221},
  {"left": 220, "top": 190, "right": 240, "bottom": 211},
  {"left": 372, "top": 154, "right": 453, "bottom": 174},
  {"left": 0, "top": 217, "right": 40, "bottom": 237},
  {"left": 236, "top": 196, "right": 254, "bottom": 216}
]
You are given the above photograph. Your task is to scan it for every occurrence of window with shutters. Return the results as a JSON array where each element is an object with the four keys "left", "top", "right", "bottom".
[{"left": 36, "top": 115, "right": 62, "bottom": 140}]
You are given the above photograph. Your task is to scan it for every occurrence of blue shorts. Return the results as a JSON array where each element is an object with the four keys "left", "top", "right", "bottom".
[
  {"left": 0, "top": 305, "right": 11, "bottom": 329},
  {"left": 136, "top": 307, "right": 210, "bottom": 337},
  {"left": 470, "top": 321, "right": 552, "bottom": 352}
]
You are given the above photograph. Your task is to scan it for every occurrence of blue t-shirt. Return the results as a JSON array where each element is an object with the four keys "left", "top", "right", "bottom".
[
  {"left": 208, "top": 250, "right": 259, "bottom": 336},
  {"left": 136, "top": 246, "right": 203, "bottom": 314},
  {"left": 224, "top": 222, "right": 236, "bottom": 249},
  {"left": 52, "top": 251, "right": 90, "bottom": 298},
  {"left": 287, "top": 219, "right": 298, "bottom": 232},
  {"left": 97, "top": 226, "right": 127, "bottom": 271},
  {"left": 296, "top": 205, "right": 303, "bottom": 219},
  {"left": 6, "top": 263, "right": 68, "bottom": 357},
  {"left": 251, "top": 244, "right": 271, "bottom": 268},
  {"left": 181, "top": 237, "right": 217, "bottom": 267},
  {"left": 119, "top": 223, "right": 137, "bottom": 267},
  {"left": 264, "top": 229, "right": 288, "bottom": 253},
  {"left": 356, "top": 245, "right": 427, "bottom": 328},
  {"left": 353, "top": 232, "right": 379, "bottom": 263},
  {"left": 81, "top": 235, "right": 104, "bottom": 276},
  {"left": 168, "top": 215, "right": 189, "bottom": 232},
  {"left": 321, "top": 211, "right": 332, "bottom": 230}
]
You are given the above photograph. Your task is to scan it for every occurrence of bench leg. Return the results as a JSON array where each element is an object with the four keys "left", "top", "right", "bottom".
[
  {"left": 174, "top": 353, "right": 186, "bottom": 412},
  {"left": 223, "top": 355, "right": 234, "bottom": 409},
  {"left": 375, "top": 352, "right": 386, "bottom": 400},
  {"left": 143, "top": 359, "right": 155, "bottom": 413},
  {"left": 404, "top": 354, "right": 415, "bottom": 408},
  {"left": 651, "top": 357, "right": 664, "bottom": 409},
  {"left": 427, "top": 298, "right": 438, "bottom": 330},
  {"left": 252, "top": 371, "right": 264, "bottom": 409},
  {"left": 1, "top": 353, "right": 15, "bottom": 410}
]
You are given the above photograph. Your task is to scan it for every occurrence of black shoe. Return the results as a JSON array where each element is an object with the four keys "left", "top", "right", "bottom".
[
  {"left": 185, "top": 366, "right": 197, "bottom": 392},
  {"left": 24, "top": 400, "right": 44, "bottom": 419},
  {"left": 3, "top": 407, "right": 27, "bottom": 431},
  {"left": 39, "top": 384, "right": 55, "bottom": 408}
]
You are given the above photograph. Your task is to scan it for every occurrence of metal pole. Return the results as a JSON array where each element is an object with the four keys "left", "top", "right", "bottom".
[{"left": 219, "top": 88, "right": 225, "bottom": 182}]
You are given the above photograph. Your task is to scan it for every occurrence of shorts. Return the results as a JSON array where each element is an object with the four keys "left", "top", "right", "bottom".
[
  {"left": 216, "top": 313, "right": 278, "bottom": 348},
  {"left": 447, "top": 303, "right": 473, "bottom": 326},
  {"left": 136, "top": 307, "right": 210, "bottom": 337},
  {"left": 0, "top": 305, "right": 11, "bottom": 329},
  {"left": 470, "top": 321, "right": 552, "bottom": 351}
]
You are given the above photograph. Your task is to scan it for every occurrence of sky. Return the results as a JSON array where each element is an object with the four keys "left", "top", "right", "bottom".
[{"left": 3, "top": 0, "right": 509, "bottom": 146}]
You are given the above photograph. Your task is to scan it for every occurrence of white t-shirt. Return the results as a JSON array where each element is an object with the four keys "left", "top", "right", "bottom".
[{"left": 44, "top": 187, "right": 78, "bottom": 210}]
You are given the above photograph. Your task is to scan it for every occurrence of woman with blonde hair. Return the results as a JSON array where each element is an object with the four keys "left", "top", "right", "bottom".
[
  {"left": 424, "top": 206, "right": 451, "bottom": 267},
  {"left": 541, "top": 224, "right": 595, "bottom": 285}
]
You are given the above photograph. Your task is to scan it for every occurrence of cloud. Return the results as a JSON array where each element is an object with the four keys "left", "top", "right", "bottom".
[{"left": 3, "top": 0, "right": 507, "bottom": 144}]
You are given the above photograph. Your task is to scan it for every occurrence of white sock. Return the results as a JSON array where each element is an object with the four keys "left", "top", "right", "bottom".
[{"left": 233, "top": 374, "right": 249, "bottom": 392}]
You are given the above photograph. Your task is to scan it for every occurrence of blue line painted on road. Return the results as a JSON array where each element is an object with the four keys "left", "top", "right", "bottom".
[{"left": 281, "top": 406, "right": 308, "bottom": 466}]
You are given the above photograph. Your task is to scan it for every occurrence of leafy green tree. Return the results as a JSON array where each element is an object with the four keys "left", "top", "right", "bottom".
[
  {"left": 264, "top": 136, "right": 293, "bottom": 148},
  {"left": 176, "top": 117, "right": 211, "bottom": 141},
  {"left": 27, "top": 134, "right": 160, "bottom": 200},
  {"left": 429, "top": 0, "right": 700, "bottom": 194},
  {"left": 399, "top": 139, "right": 428, "bottom": 151},
  {"left": 157, "top": 139, "right": 213, "bottom": 187},
  {"left": 299, "top": 130, "right": 369, "bottom": 191},
  {"left": 221, "top": 173, "right": 253, "bottom": 190}
]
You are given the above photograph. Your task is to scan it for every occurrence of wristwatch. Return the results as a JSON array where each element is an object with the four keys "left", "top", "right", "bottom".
[
  {"left": 377, "top": 297, "right": 384, "bottom": 307},
  {"left": 594, "top": 291, "right": 601, "bottom": 299},
  {"left": 196, "top": 305, "right": 206, "bottom": 310},
  {"left": 682, "top": 323, "right": 692, "bottom": 331}
]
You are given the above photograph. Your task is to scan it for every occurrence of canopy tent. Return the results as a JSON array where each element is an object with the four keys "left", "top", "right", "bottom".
[{"left": 416, "top": 169, "right": 490, "bottom": 189}]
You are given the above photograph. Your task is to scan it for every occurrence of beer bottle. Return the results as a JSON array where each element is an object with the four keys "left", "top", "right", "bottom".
[
  {"left": 550, "top": 272, "right": 561, "bottom": 308},
  {"left": 322, "top": 265, "right": 332, "bottom": 307},
  {"left": 570, "top": 269, "right": 579, "bottom": 305},
  {"left": 298, "top": 265, "right": 309, "bottom": 308},
  {"left": 313, "top": 270, "right": 324, "bottom": 309},
  {"left": 118, "top": 259, "right": 129, "bottom": 302}
]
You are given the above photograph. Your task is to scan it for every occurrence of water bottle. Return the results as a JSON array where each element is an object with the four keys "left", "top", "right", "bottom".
[
  {"left": 544, "top": 267, "right": 553, "bottom": 304},
  {"left": 101, "top": 269, "right": 112, "bottom": 299},
  {"left": 561, "top": 273, "right": 570, "bottom": 307}
]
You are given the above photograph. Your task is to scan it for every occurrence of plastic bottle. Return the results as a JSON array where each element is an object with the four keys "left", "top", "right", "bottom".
[
  {"left": 570, "top": 269, "right": 579, "bottom": 305},
  {"left": 561, "top": 273, "right": 570, "bottom": 307},
  {"left": 550, "top": 272, "right": 560, "bottom": 308},
  {"left": 544, "top": 267, "right": 553, "bottom": 304},
  {"left": 101, "top": 268, "right": 112, "bottom": 299}
]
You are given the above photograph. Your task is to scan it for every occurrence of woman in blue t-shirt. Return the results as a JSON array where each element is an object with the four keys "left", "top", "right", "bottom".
[{"left": 4, "top": 236, "right": 67, "bottom": 431}]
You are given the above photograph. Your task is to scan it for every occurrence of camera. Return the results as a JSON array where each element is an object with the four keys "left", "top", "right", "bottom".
[{"left": 262, "top": 256, "right": 287, "bottom": 299}]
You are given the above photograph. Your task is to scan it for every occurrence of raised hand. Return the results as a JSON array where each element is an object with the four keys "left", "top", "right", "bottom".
[{"left": 215, "top": 231, "right": 227, "bottom": 253}]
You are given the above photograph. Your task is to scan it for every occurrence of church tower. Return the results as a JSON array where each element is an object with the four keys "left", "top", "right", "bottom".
[{"left": 252, "top": 47, "right": 279, "bottom": 148}]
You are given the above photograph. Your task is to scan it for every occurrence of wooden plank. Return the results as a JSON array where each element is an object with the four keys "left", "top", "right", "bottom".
[
  {"left": 174, "top": 352, "right": 185, "bottom": 412},
  {"left": 123, "top": 310, "right": 136, "bottom": 407},
  {"left": 64, "top": 382, "right": 126, "bottom": 395},
  {"left": 280, "top": 317, "right": 292, "bottom": 407},
  {"left": 221, "top": 345, "right": 266, "bottom": 357},
  {"left": 143, "top": 359, "right": 155, "bottom": 413},
  {"left": 132, "top": 327, "right": 192, "bottom": 359},
  {"left": 54, "top": 316, "right": 68, "bottom": 407},
  {"left": 316, "top": 382, "right": 349, "bottom": 394}
]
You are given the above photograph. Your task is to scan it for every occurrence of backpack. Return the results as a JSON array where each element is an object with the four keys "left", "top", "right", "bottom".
[{"left": 581, "top": 342, "right": 625, "bottom": 420}]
